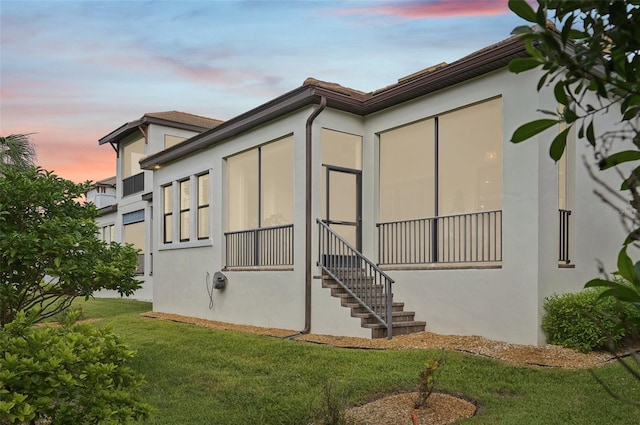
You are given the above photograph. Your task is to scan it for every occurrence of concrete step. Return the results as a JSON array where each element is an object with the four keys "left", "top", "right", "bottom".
[
  {"left": 343, "top": 301, "right": 405, "bottom": 314},
  {"left": 364, "top": 321, "right": 427, "bottom": 339},
  {"left": 353, "top": 310, "right": 416, "bottom": 325},
  {"left": 321, "top": 273, "right": 426, "bottom": 339}
]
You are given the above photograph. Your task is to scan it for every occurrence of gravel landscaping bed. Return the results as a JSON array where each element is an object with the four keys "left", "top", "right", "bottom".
[{"left": 141, "top": 311, "right": 615, "bottom": 369}]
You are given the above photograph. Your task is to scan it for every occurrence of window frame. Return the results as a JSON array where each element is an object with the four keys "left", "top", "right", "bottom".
[
  {"left": 163, "top": 184, "right": 173, "bottom": 244},
  {"left": 179, "top": 179, "right": 190, "bottom": 242},
  {"left": 197, "top": 173, "right": 210, "bottom": 240}
]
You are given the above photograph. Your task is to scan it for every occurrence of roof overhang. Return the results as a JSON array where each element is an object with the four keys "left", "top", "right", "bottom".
[{"left": 99, "top": 116, "right": 214, "bottom": 146}]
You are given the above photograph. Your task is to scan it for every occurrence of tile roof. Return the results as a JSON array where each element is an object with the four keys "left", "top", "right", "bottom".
[
  {"left": 143, "top": 111, "right": 223, "bottom": 129},
  {"left": 96, "top": 176, "right": 116, "bottom": 187}
]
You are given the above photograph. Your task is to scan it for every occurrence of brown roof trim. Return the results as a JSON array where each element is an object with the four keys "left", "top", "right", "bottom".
[
  {"left": 99, "top": 112, "right": 222, "bottom": 146},
  {"left": 97, "top": 203, "right": 118, "bottom": 216},
  {"left": 141, "top": 86, "right": 319, "bottom": 169},
  {"left": 141, "top": 35, "right": 528, "bottom": 169}
]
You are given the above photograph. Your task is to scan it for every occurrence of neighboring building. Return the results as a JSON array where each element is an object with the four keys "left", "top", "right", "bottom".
[
  {"left": 94, "top": 112, "right": 223, "bottom": 301},
  {"left": 91, "top": 35, "right": 624, "bottom": 345},
  {"left": 86, "top": 176, "right": 117, "bottom": 209}
]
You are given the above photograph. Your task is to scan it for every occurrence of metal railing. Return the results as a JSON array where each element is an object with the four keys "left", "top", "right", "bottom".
[
  {"left": 123, "top": 172, "right": 145, "bottom": 197},
  {"left": 135, "top": 253, "right": 145, "bottom": 275},
  {"left": 318, "top": 219, "right": 394, "bottom": 339},
  {"left": 377, "top": 210, "right": 502, "bottom": 265},
  {"left": 559, "top": 209, "right": 571, "bottom": 264},
  {"left": 225, "top": 224, "right": 294, "bottom": 267}
]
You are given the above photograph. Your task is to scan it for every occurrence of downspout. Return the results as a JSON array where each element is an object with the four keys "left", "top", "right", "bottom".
[{"left": 302, "top": 96, "right": 326, "bottom": 335}]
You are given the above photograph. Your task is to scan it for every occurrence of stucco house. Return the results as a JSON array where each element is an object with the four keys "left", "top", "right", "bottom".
[
  {"left": 96, "top": 34, "right": 625, "bottom": 345},
  {"left": 94, "top": 111, "right": 223, "bottom": 301}
]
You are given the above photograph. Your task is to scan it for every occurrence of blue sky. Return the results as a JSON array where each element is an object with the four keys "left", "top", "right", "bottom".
[{"left": 0, "top": 0, "right": 527, "bottom": 182}]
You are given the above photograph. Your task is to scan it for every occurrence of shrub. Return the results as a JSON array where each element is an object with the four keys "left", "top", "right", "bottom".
[
  {"left": 414, "top": 358, "right": 444, "bottom": 409},
  {"left": 542, "top": 288, "right": 640, "bottom": 353},
  {"left": 0, "top": 313, "right": 152, "bottom": 424}
]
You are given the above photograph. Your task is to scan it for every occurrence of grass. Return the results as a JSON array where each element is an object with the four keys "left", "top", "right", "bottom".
[{"left": 75, "top": 298, "right": 640, "bottom": 424}]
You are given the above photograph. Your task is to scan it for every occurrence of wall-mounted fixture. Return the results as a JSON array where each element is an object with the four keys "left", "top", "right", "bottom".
[{"left": 213, "top": 271, "right": 227, "bottom": 290}]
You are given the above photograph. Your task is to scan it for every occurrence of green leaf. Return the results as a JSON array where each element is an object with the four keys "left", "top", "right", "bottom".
[
  {"left": 620, "top": 166, "right": 640, "bottom": 190},
  {"left": 508, "top": 0, "right": 537, "bottom": 23},
  {"left": 563, "top": 107, "right": 578, "bottom": 124},
  {"left": 599, "top": 286, "right": 640, "bottom": 304},
  {"left": 511, "top": 119, "right": 559, "bottom": 143},
  {"left": 585, "top": 121, "right": 595, "bottom": 147},
  {"left": 511, "top": 25, "right": 533, "bottom": 35},
  {"left": 617, "top": 248, "right": 635, "bottom": 283},
  {"left": 550, "top": 127, "right": 570, "bottom": 161},
  {"left": 560, "top": 14, "right": 574, "bottom": 45},
  {"left": 584, "top": 278, "right": 613, "bottom": 289},
  {"left": 508, "top": 57, "right": 541, "bottom": 73},
  {"left": 599, "top": 150, "right": 640, "bottom": 170},
  {"left": 554, "top": 81, "right": 568, "bottom": 106}
]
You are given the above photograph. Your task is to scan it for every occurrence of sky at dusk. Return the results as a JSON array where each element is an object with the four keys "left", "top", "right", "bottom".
[{"left": 1, "top": 0, "right": 528, "bottom": 183}]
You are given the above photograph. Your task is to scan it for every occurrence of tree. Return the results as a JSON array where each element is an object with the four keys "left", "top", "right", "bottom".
[
  {"left": 0, "top": 166, "right": 141, "bottom": 326},
  {"left": 508, "top": 0, "right": 640, "bottom": 401},
  {"left": 0, "top": 134, "right": 36, "bottom": 171}
]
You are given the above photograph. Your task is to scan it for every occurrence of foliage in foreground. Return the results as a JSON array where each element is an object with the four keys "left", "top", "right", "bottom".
[
  {"left": 0, "top": 312, "right": 152, "bottom": 424},
  {"left": 0, "top": 166, "right": 141, "bottom": 326},
  {"left": 0, "top": 134, "right": 36, "bottom": 171},
  {"left": 508, "top": 0, "right": 640, "bottom": 320},
  {"left": 508, "top": 0, "right": 640, "bottom": 396},
  {"left": 543, "top": 288, "right": 640, "bottom": 353}
]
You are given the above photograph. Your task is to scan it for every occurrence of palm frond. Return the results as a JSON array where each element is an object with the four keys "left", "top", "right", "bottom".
[{"left": 0, "top": 133, "right": 37, "bottom": 169}]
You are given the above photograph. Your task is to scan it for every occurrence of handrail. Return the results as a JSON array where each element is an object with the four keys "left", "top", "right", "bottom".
[
  {"left": 317, "top": 219, "right": 394, "bottom": 339},
  {"left": 559, "top": 209, "right": 571, "bottom": 264},
  {"left": 225, "top": 224, "right": 294, "bottom": 267},
  {"left": 377, "top": 210, "right": 502, "bottom": 265}
]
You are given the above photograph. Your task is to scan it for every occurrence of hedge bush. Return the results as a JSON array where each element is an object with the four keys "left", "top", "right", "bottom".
[
  {"left": 0, "top": 313, "right": 152, "bottom": 424},
  {"left": 542, "top": 288, "right": 640, "bottom": 353}
]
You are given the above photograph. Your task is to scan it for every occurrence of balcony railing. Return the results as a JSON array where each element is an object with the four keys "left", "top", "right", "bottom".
[
  {"left": 377, "top": 210, "right": 502, "bottom": 265},
  {"left": 135, "top": 253, "right": 145, "bottom": 275},
  {"left": 123, "top": 172, "right": 145, "bottom": 197},
  {"left": 559, "top": 209, "right": 571, "bottom": 264},
  {"left": 225, "top": 224, "right": 294, "bottom": 267}
]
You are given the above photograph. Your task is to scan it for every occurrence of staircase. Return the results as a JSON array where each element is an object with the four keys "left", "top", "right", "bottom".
[
  {"left": 317, "top": 219, "right": 426, "bottom": 339},
  {"left": 321, "top": 272, "right": 426, "bottom": 338}
]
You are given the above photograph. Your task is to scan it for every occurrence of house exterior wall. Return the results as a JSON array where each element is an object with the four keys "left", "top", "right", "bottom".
[
  {"left": 152, "top": 111, "right": 310, "bottom": 331},
  {"left": 95, "top": 123, "right": 206, "bottom": 302},
  {"left": 147, "top": 69, "right": 626, "bottom": 344}
]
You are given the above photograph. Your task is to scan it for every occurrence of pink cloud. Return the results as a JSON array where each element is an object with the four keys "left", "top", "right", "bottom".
[
  {"left": 1, "top": 123, "right": 115, "bottom": 184},
  {"left": 336, "top": 0, "right": 510, "bottom": 19}
]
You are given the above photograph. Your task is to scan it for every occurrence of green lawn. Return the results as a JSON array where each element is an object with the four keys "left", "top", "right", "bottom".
[{"left": 77, "top": 298, "right": 640, "bottom": 424}]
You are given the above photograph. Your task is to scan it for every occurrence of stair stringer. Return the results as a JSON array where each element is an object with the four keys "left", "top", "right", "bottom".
[{"left": 310, "top": 278, "right": 372, "bottom": 338}]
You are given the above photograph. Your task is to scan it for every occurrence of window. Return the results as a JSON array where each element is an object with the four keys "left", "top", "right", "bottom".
[
  {"left": 165, "top": 135, "right": 186, "bottom": 149},
  {"left": 122, "top": 136, "right": 145, "bottom": 197},
  {"left": 379, "top": 119, "right": 435, "bottom": 223},
  {"left": 378, "top": 97, "right": 503, "bottom": 264},
  {"left": 558, "top": 121, "right": 571, "bottom": 264},
  {"left": 123, "top": 137, "right": 145, "bottom": 179},
  {"left": 180, "top": 180, "right": 190, "bottom": 241},
  {"left": 438, "top": 98, "right": 502, "bottom": 215},
  {"left": 163, "top": 185, "right": 173, "bottom": 243},
  {"left": 197, "top": 174, "right": 210, "bottom": 239},
  {"left": 227, "top": 136, "right": 293, "bottom": 231},
  {"left": 225, "top": 136, "right": 294, "bottom": 267},
  {"left": 99, "top": 224, "right": 115, "bottom": 244},
  {"left": 162, "top": 171, "right": 210, "bottom": 245},
  {"left": 122, "top": 210, "right": 145, "bottom": 274}
]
